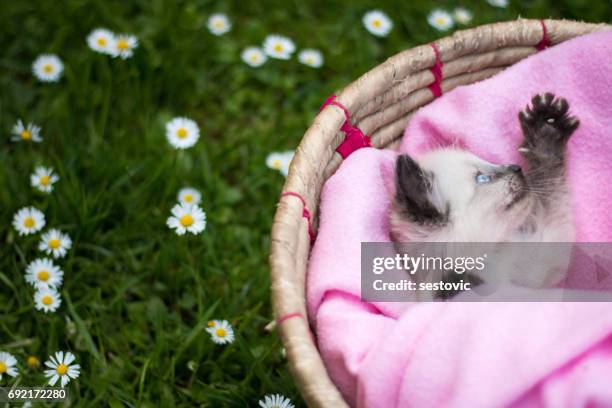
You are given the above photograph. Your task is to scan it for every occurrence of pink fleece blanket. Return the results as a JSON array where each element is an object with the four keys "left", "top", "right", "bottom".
[{"left": 307, "top": 31, "right": 612, "bottom": 407}]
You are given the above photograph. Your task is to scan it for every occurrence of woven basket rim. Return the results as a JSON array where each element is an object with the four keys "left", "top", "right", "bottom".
[{"left": 270, "top": 18, "right": 611, "bottom": 407}]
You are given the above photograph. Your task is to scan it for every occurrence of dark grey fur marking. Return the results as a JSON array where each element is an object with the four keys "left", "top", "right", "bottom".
[
  {"left": 519, "top": 92, "right": 580, "bottom": 206},
  {"left": 395, "top": 154, "right": 448, "bottom": 225}
]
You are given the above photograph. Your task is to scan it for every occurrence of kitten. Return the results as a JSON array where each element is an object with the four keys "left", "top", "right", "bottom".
[{"left": 387, "top": 93, "right": 580, "bottom": 291}]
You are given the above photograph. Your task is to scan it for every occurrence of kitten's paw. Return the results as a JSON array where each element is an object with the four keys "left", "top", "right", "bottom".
[{"left": 519, "top": 93, "right": 580, "bottom": 141}]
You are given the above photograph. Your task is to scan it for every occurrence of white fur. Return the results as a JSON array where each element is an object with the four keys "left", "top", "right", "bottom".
[{"left": 390, "top": 148, "right": 574, "bottom": 289}]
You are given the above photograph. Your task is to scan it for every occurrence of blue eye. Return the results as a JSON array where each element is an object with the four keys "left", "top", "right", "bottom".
[{"left": 475, "top": 173, "right": 492, "bottom": 184}]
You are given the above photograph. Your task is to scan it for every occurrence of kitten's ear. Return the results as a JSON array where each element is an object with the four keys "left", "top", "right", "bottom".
[
  {"left": 395, "top": 154, "right": 446, "bottom": 225},
  {"left": 379, "top": 158, "right": 397, "bottom": 197}
]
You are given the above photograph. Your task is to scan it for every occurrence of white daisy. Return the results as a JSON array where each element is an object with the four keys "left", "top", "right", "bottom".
[
  {"left": 87, "top": 28, "right": 115, "bottom": 54},
  {"left": 12, "top": 207, "right": 46, "bottom": 236},
  {"left": 26, "top": 355, "right": 40, "bottom": 369},
  {"left": 0, "top": 352, "right": 18, "bottom": 381},
  {"left": 44, "top": 351, "right": 80, "bottom": 387},
  {"left": 263, "top": 35, "right": 296, "bottom": 60},
  {"left": 453, "top": 7, "right": 473, "bottom": 25},
  {"left": 11, "top": 120, "right": 42, "bottom": 143},
  {"left": 207, "top": 13, "right": 231, "bottom": 36},
  {"left": 241, "top": 47, "right": 267, "bottom": 67},
  {"left": 298, "top": 49, "right": 324, "bottom": 68},
  {"left": 166, "top": 203, "right": 206, "bottom": 235},
  {"left": 25, "top": 258, "right": 64, "bottom": 289},
  {"left": 177, "top": 187, "right": 202, "bottom": 205},
  {"left": 428, "top": 9, "right": 454, "bottom": 31},
  {"left": 165, "top": 117, "right": 200, "bottom": 149},
  {"left": 266, "top": 150, "right": 294, "bottom": 177},
  {"left": 258, "top": 394, "right": 295, "bottom": 408},
  {"left": 38, "top": 229, "right": 72, "bottom": 259},
  {"left": 111, "top": 34, "right": 138, "bottom": 59},
  {"left": 487, "top": 0, "right": 509, "bottom": 7},
  {"left": 362, "top": 10, "right": 393, "bottom": 37},
  {"left": 34, "top": 287, "right": 61, "bottom": 313},
  {"left": 30, "top": 166, "right": 59, "bottom": 193},
  {"left": 279, "top": 151, "right": 294, "bottom": 176},
  {"left": 206, "top": 320, "right": 235, "bottom": 345},
  {"left": 266, "top": 152, "right": 284, "bottom": 172},
  {"left": 32, "top": 54, "right": 63, "bottom": 83}
]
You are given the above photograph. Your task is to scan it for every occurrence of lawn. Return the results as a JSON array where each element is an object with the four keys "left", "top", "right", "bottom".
[{"left": 1, "top": 0, "right": 610, "bottom": 406}]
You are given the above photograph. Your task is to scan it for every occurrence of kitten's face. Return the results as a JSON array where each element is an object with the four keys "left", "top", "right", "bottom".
[
  {"left": 422, "top": 149, "right": 529, "bottom": 217},
  {"left": 389, "top": 149, "right": 533, "bottom": 242}
]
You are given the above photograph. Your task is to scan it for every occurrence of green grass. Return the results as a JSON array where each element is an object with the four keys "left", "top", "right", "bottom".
[{"left": 1, "top": 0, "right": 610, "bottom": 406}]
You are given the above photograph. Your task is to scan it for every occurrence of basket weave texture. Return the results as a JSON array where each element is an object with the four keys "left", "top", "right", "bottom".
[{"left": 269, "top": 19, "right": 611, "bottom": 407}]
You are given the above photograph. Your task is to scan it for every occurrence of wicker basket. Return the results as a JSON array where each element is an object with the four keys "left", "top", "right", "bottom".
[{"left": 270, "top": 19, "right": 611, "bottom": 407}]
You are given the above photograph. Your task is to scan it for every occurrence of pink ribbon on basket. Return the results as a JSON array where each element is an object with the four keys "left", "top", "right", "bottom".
[
  {"left": 537, "top": 19, "right": 551, "bottom": 50},
  {"left": 280, "top": 191, "right": 316, "bottom": 244},
  {"left": 320, "top": 94, "right": 371, "bottom": 159}
]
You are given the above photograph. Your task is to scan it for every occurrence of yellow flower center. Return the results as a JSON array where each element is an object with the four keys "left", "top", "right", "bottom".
[
  {"left": 37, "top": 270, "right": 50, "bottom": 281},
  {"left": 21, "top": 130, "right": 32, "bottom": 140},
  {"left": 372, "top": 19, "right": 382, "bottom": 28},
  {"left": 435, "top": 17, "right": 447, "bottom": 25},
  {"left": 180, "top": 214, "right": 194, "bottom": 227},
  {"left": 207, "top": 320, "right": 215, "bottom": 327},
  {"left": 42, "top": 295, "right": 53, "bottom": 305},
  {"left": 0, "top": 362, "right": 6, "bottom": 374},
  {"left": 271, "top": 159, "right": 281, "bottom": 169},
  {"left": 215, "top": 328, "right": 227, "bottom": 337},
  {"left": 23, "top": 217, "right": 35, "bottom": 228},
  {"left": 49, "top": 238, "right": 61, "bottom": 249},
  {"left": 27, "top": 356, "right": 39, "bottom": 368},
  {"left": 177, "top": 128, "right": 188, "bottom": 138},
  {"left": 43, "top": 63, "right": 54, "bottom": 73},
  {"left": 213, "top": 20, "right": 224, "bottom": 29},
  {"left": 250, "top": 55, "right": 259, "bottom": 62},
  {"left": 40, "top": 175, "right": 51, "bottom": 185},
  {"left": 117, "top": 39, "right": 129, "bottom": 50},
  {"left": 184, "top": 194, "right": 193, "bottom": 202},
  {"left": 56, "top": 364, "right": 68, "bottom": 375},
  {"left": 274, "top": 44, "right": 284, "bottom": 53},
  {"left": 97, "top": 37, "right": 107, "bottom": 46}
]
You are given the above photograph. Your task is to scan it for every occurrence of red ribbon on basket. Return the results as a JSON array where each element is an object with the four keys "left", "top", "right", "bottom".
[
  {"left": 320, "top": 94, "right": 371, "bottom": 159},
  {"left": 276, "top": 312, "right": 304, "bottom": 325},
  {"left": 280, "top": 191, "right": 316, "bottom": 244},
  {"left": 274, "top": 194, "right": 315, "bottom": 336},
  {"left": 275, "top": 311, "right": 315, "bottom": 342},
  {"left": 428, "top": 43, "right": 444, "bottom": 98},
  {"left": 537, "top": 20, "right": 551, "bottom": 51}
]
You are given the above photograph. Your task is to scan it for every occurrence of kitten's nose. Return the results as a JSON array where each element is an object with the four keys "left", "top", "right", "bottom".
[{"left": 506, "top": 164, "right": 522, "bottom": 174}]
